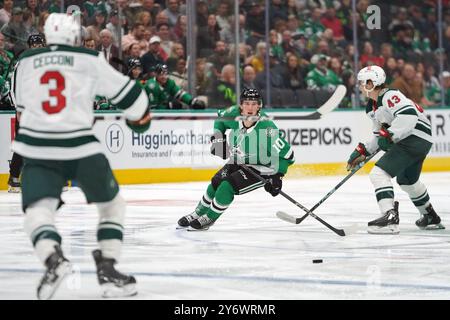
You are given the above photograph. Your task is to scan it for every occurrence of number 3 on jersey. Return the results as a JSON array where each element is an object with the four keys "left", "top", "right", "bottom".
[{"left": 41, "top": 71, "right": 66, "bottom": 114}]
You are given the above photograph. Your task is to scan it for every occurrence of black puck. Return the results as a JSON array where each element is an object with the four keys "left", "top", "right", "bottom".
[{"left": 312, "top": 259, "right": 323, "bottom": 263}]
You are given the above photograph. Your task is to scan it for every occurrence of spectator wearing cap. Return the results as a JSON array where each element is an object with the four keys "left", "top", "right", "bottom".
[
  {"left": 162, "top": 0, "right": 180, "bottom": 27},
  {"left": 1, "top": 7, "right": 28, "bottom": 54},
  {"left": 85, "top": 10, "right": 107, "bottom": 45},
  {"left": 305, "top": 54, "right": 342, "bottom": 92},
  {"left": 0, "top": 0, "right": 14, "bottom": 29},
  {"left": 106, "top": 10, "right": 125, "bottom": 47},
  {"left": 141, "top": 35, "right": 165, "bottom": 76},
  {"left": 97, "top": 29, "right": 121, "bottom": 71},
  {"left": 122, "top": 22, "right": 148, "bottom": 56}
]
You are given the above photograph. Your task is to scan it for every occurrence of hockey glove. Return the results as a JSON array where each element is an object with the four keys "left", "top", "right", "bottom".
[
  {"left": 378, "top": 127, "right": 394, "bottom": 151},
  {"left": 264, "top": 172, "right": 283, "bottom": 197},
  {"left": 210, "top": 132, "right": 229, "bottom": 159},
  {"left": 346, "top": 143, "right": 367, "bottom": 171},
  {"left": 126, "top": 108, "right": 152, "bottom": 134},
  {"left": 190, "top": 97, "right": 206, "bottom": 109}
]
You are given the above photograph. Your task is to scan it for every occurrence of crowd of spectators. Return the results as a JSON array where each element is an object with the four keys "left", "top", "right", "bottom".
[{"left": 0, "top": 0, "right": 449, "bottom": 109}]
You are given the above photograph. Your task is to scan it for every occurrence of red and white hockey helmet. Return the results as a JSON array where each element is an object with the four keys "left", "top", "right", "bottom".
[
  {"left": 357, "top": 65, "right": 386, "bottom": 87},
  {"left": 44, "top": 13, "right": 80, "bottom": 46}
]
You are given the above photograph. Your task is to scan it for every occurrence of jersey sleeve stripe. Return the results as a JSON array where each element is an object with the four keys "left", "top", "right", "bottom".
[
  {"left": 15, "top": 134, "right": 99, "bottom": 147},
  {"left": 393, "top": 105, "right": 415, "bottom": 117},
  {"left": 414, "top": 122, "right": 432, "bottom": 135},
  {"left": 396, "top": 108, "right": 418, "bottom": 116},
  {"left": 112, "top": 82, "right": 142, "bottom": 110},
  {"left": 109, "top": 78, "right": 132, "bottom": 103}
]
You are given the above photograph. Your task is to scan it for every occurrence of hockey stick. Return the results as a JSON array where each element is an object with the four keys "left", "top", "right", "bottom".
[
  {"left": 94, "top": 84, "right": 346, "bottom": 121},
  {"left": 276, "top": 150, "right": 381, "bottom": 225},
  {"left": 239, "top": 164, "right": 352, "bottom": 236}
]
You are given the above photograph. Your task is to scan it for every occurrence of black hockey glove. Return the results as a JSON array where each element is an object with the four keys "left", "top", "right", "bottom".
[
  {"left": 190, "top": 97, "right": 206, "bottom": 109},
  {"left": 210, "top": 132, "right": 229, "bottom": 159},
  {"left": 264, "top": 172, "right": 283, "bottom": 197}
]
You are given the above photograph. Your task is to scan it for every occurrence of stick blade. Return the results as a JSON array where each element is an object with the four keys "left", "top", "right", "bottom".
[
  {"left": 276, "top": 211, "right": 298, "bottom": 224},
  {"left": 317, "top": 84, "right": 347, "bottom": 116},
  {"left": 342, "top": 223, "right": 361, "bottom": 236}
]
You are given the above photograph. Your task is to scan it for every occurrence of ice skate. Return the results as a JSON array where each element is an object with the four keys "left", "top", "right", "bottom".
[
  {"left": 37, "top": 245, "right": 72, "bottom": 300},
  {"left": 7, "top": 176, "right": 21, "bottom": 193},
  {"left": 368, "top": 202, "right": 400, "bottom": 234},
  {"left": 177, "top": 211, "right": 200, "bottom": 229},
  {"left": 416, "top": 204, "right": 445, "bottom": 230},
  {"left": 92, "top": 249, "right": 137, "bottom": 298},
  {"left": 188, "top": 214, "right": 215, "bottom": 231}
]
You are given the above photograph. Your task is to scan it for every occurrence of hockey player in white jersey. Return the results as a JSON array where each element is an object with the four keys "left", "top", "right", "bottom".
[
  {"left": 347, "top": 65, "right": 444, "bottom": 234},
  {"left": 11, "top": 13, "right": 151, "bottom": 299}
]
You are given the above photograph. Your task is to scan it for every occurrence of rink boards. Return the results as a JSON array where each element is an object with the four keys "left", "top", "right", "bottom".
[{"left": 1, "top": 108, "right": 449, "bottom": 189}]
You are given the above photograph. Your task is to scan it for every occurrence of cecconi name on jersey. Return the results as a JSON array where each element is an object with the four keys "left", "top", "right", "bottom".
[{"left": 33, "top": 54, "right": 74, "bottom": 69}]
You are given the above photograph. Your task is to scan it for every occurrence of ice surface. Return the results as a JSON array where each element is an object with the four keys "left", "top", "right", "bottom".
[{"left": 1, "top": 172, "right": 449, "bottom": 300}]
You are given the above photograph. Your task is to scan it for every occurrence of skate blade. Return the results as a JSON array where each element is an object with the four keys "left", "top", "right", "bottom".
[
  {"left": 8, "top": 187, "right": 21, "bottom": 193},
  {"left": 37, "top": 261, "right": 73, "bottom": 300},
  {"left": 367, "top": 225, "right": 400, "bottom": 234},
  {"left": 187, "top": 226, "right": 210, "bottom": 231},
  {"left": 101, "top": 283, "right": 137, "bottom": 298},
  {"left": 418, "top": 223, "right": 445, "bottom": 230},
  {"left": 176, "top": 225, "right": 188, "bottom": 230}
]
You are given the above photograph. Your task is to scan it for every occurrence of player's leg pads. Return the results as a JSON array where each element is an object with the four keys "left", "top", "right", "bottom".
[
  {"left": 399, "top": 181, "right": 430, "bottom": 213},
  {"left": 24, "top": 197, "right": 62, "bottom": 263},
  {"left": 96, "top": 193, "right": 126, "bottom": 261},
  {"left": 369, "top": 166, "right": 394, "bottom": 214}
]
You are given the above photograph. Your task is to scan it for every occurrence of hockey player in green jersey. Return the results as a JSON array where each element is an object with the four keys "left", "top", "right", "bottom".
[
  {"left": 144, "top": 63, "right": 206, "bottom": 109},
  {"left": 177, "top": 88, "right": 295, "bottom": 230},
  {"left": 347, "top": 65, "right": 444, "bottom": 234}
]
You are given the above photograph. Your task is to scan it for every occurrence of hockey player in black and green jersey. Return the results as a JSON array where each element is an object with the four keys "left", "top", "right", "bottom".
[
  {"left": 178, "top": 88, "right": 295, "bottom": 230},
  {"left": 144, "top": 63, "right": 205, "bottom": 109},
  {"left": 347, "top": 65, "right": 444, "bottom": 234}
]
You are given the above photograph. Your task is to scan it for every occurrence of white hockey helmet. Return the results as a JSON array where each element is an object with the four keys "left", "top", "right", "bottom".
[
  {"left": 44, "top": 13, "right": 80, "bottom": 46},
  {"left": 357, "top": 65, "right": 386, "bottom": 87}
]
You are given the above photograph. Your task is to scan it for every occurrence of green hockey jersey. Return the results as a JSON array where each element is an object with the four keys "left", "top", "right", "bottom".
[
  {"left": 144, "top": 77, "right": 193, "bottom": 109},
  {"left": 214, "top": 105, "right": 295, "bottom": 175}
]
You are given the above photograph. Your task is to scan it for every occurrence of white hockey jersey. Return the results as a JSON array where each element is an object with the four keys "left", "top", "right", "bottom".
[
  {"left": 11, "top": 45, "right": 148, "bottom": 160},
  {"left": 364, "top": 88, "right": 432, "bottom": 154}
]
